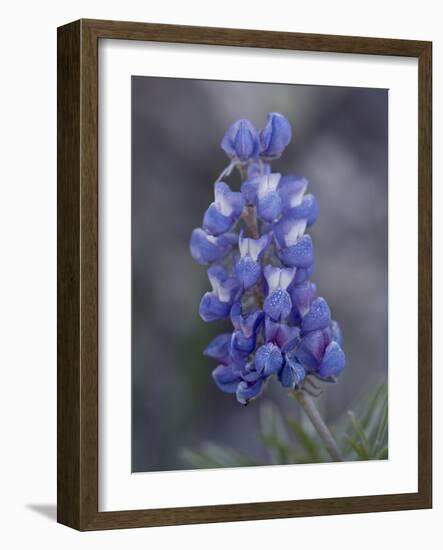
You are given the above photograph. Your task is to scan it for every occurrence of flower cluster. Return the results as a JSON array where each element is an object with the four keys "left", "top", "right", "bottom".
[{"left": 190, "top": 113, "right": 345, "bottom": 405}]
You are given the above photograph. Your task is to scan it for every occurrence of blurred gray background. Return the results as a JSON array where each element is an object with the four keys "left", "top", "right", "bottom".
[{"left": 131, "top": 76, "right": 388, "bottom": 472}]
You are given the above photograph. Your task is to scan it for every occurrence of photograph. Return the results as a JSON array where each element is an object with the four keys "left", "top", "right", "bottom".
[{"left": 131, "top": 76, "right": 389, "bottom": 473}]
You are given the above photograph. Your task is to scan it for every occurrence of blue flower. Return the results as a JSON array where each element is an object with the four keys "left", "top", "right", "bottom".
[
  {"left": 265, "top": 317, "right": 300, "bottom": 349},
  {"left": 289, "top": 316, "right": 345, "bottom": 380},
  {"left": 263, "top": 265, "right": 296, "bottom": 321},
  {"left": 316, "top": 341, "right": 346, "bottom": 380},
  {"left": 204, "top": 333, "right": 232, "bottom": 364},
  {"left": 260, "top": 112, "right": 292, "bottom": 159},
  {"left": 290, "top": 281, "right": 317, "bottom": 320},
  {"left": 221, "top": 119, "right": 260, "bottom": 163},
  {"left": 328, "top": 319, "right": 343, "bottom": 347},
  {"left": 288, "top": 194, "right": 319, "bottom": 227},
  {"left": 278, "top": 175, "right": 308, "bottom": 212},
  {"left": 235, "top": 231, "right": 270, "bottom": 289},
  {"left": 278, "top": 356, "right": 306, "bottom": 389},
  {"left": 300, "top": 297, "right": 331, "bottom": 335},
  {"left": 256, "top": 173, "right": 283, "bottom": 222},
  {"left": 191, "top": 113, "right": 345, "bottom": 404},
  {"left": 231, "top": 301, "right": 264, "bottom": 338},
  {"left": 230, "top": 301, "right": 264, "bottom": 363},
  {"left": 274, "top": 216, "right": 314, "bottom": 269},
  {"left": 203, "top": 181, "right": 245, "bottom": 236},
  {"left": 236, "top": 378, "right": 265, "bottom": 405},
  {"left": 255, "top": 343, "right": 284, "bottom": 375},
  {"left": 199, "top": 265, "right": 239, "bottom": 322},
  {"left": 190, "top": 228, "right": 237, "bottom": 265},
  {"left": 293, "top": 263, "right": 315, "bottom": 285},
  {"left": 212, "top": 364, "right": 242, "bottom": 393},
  {"left": 294, "top": 329, "right": 329, "bottom": 371},
  {"left": 247, "top": 161, "right": 271, "bottom": 179}
]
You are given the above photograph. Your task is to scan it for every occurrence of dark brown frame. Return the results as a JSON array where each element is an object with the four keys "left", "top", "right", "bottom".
[{"left": 57, "top": 18, "right": 432, "bottom": 531}]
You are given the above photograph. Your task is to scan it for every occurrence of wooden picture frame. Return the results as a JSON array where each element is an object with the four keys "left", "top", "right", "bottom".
[{"left": 57, "top": 18, "right": 432, "bottom": 530}]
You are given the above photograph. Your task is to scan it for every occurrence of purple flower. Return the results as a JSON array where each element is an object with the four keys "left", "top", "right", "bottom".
[
  {"left": 317, "top": 341, "right": 346, "bottom": 380},
  {"left": 235, "top": 231, "right": 270, "bottom": 289},
  {"left": 256, "top": 173, "right": 283, "bottom": 222},
  {"left": 274, "top": 216, "right": 314, "bottom": 269},
  {"left": 278, "top": 175, "right": 308, "bottom": 211},
  {"left": 221, "top": 119, "right": 260, "bottom": 163},
  {"left": 204, "top": 333, "right": 232, "bottom": 363},
  {"left": 255, "top": 343, "right": 284, "bottom": 375},
  {"left": 265, "top": 317, "right": 300, "bottom": 349},
  {"left": 300, "top": 297, "right": 331, "bottom": 335},
  {"left": 199, "top": 265, "right": 239, "bottom": 322},
  {"left": 236, "top": 378, "right": 265, "bottom": 405},
  {"left": 203, "top": 181, "right": 245, "bottom": 236},
  {"left": 260, "top": 112, "right": 292, "bottom": 159},
  {"left": 190, "top": 228, "right": 237, "bottom": 265},
  {"left": 230, "top": 301, "right": 264, "bottom": 364},
  {"left": 190, "top": 113, "right": 345, "bottom": 404},
  {"left": 278, "top": 356, "right": 306, "bottom": 389},
  {"left": 263, "top": 265, "right": 296, "bottom": 321},
  {"left": 290, "top": 281, "right": 317, "bottom": 321}
]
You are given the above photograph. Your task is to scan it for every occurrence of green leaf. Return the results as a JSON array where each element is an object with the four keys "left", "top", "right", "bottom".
[
  {"left": 259, "top": 401, "right": 290, "bottom": 464},
  {"left": 180, "top": 443, "right": 257, "bottom": 469},
  {"left": 341, "top": 381, "right": 388, "bottom": 460},
  {"left": 180, "top": 381, "right": 389, "bottom": 468},
  {"left": 286, "top": 417, "right": 321, "bottom": 462}
]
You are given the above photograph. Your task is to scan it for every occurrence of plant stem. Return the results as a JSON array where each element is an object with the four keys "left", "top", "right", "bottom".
[
  {"left": 242, "top": 205, "right": 259, "bottom": 239},
  {"left": 293, "top": 389, "right": 343, "bottom": 462}
]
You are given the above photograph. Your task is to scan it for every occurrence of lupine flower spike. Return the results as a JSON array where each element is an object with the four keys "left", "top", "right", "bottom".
[{"left": 190, "top": 113, "right": 345, "bottom": 406}]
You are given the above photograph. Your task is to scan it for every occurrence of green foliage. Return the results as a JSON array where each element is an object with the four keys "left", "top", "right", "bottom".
[
  {"left": 180, "top": 380, "right": 388, "bottom": 468},
  {"left": 342, "top": 382, "right": 388, "bottom": 460},
  {"left": 180, "top": 443, "right": 259, "bottom": 469}
]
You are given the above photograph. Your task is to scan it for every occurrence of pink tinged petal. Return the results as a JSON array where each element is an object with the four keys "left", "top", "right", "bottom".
[
  {"left": 265, "top": 318, "right": 301, "bottom": 349},
  {"left": 291, "top": 282, "right": 317, "bottom": 317},
  {"left": 230, "top": 302, "right": 264, "bottom": 338},
  {"left": 295, "top": 329, "right": 328, "bottom": 370}
]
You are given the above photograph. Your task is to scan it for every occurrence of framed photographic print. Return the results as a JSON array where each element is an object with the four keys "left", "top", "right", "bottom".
[{"left": 57, "top": 19, "right": 432, "bottom": 530}]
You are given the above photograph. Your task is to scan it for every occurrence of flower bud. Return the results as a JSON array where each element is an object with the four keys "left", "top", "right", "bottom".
[
  {"left": 221, "top": 119, "right": 260, "bottom": 163},
  {"left": 260, "top": 112, "right": 292, "bottom": 158}
]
